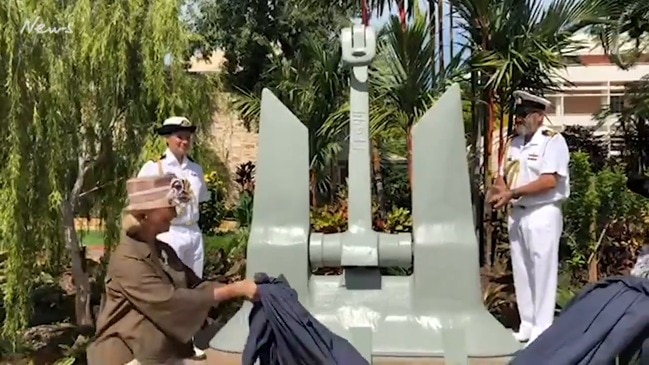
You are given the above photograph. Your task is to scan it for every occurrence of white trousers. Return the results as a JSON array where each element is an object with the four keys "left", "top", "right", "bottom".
[
  {"left": 166, "top": 225, "right": 205, "bottom": 278},
  {"left": 508, "top": 202, "right": 562, "bottom": 343}
]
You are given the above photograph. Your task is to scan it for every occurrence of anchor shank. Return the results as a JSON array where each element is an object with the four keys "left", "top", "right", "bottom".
[
  {"left": 340, "top": 25, "right": 379, "bottom": 268},
  {"left": 347, "top": 66, "right": 372, "bottom": 231}
]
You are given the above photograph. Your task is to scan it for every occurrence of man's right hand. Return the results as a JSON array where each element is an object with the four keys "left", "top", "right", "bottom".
[{"left": 486, "top": 185, "right": 505, "bottom": 204}]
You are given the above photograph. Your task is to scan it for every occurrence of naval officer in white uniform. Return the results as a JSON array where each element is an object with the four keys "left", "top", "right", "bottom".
[
  {"left": 137, "top": 116, "right": 210, "bottom": 359},
  {"left": 488, "top": 90, "right": 570, "bottom": 345}
]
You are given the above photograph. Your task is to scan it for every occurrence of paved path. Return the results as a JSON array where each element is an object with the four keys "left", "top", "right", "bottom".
[{"left": 87, "top": 246, "right": 105, "bottom": 261}]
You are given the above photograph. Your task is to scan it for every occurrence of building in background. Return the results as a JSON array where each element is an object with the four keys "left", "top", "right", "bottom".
[{"left": 546, "top": 32, "right": 649, "bottom": 155}]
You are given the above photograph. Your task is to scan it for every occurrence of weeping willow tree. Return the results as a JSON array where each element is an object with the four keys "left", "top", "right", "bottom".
[{"left": 0, "top": 0, "right": 217, "bottom": 340}]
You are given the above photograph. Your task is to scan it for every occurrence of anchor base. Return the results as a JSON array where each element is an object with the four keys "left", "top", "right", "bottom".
[
  {"left": 208, "top": 350, "right": 513, "bottom": 365},
  {"left": 209, "top": 276, "right": 521, "bottom": 359}
]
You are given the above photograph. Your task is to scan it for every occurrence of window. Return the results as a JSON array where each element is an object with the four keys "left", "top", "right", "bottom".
[
  {"left": 610, "top": 95, "right": 625, "bottom": 113},
  {"left": 563, "top": 96, "right": 601, "bottom": 114}
]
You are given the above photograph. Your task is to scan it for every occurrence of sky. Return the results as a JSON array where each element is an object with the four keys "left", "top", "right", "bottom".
[
  {"left": 366, "top": 0, "right": 465, "bottom": 63},
  {"left": 366, "top": 0, "right": 555, "bottom": 64}
]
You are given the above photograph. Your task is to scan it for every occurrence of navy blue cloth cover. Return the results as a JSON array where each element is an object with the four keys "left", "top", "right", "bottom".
[
  {"left": 242, "top": 273, "right": 370, "bottom": 365},
  {"left": 510, "top": 276, "right": 649, "bottom": 365}
]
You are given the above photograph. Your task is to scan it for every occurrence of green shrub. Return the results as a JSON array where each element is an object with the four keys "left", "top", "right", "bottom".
[
  {"left": 199, "top": 171, "right": 228, "bottom": 235},
  {"left": 382, "top": 163, "right": 411, "bottom": 211},
  {"left": 562, "top": 151, "right": 648, "bottom": 282},
  {"left": 311, "top": 203, "right": 348, "bottom": 233},
  {"left": 384, "top": 207, "right": 412, "bottom": 233},
  {"left": 233, "top": 192, "right": 254, "bottom": 227},
  {"left": 203, "top": 228, "right": 249, "bottom": 282}
]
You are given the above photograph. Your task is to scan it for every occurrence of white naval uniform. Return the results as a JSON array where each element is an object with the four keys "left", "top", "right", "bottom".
[
  {"left": 138, "top": 148, "right": 210, "bottom": 278},
  {"left": 500, "top": 126, "right": 570, "bottom": 344}
]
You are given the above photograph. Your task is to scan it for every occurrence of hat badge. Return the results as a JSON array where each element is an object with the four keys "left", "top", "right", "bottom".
[{"left": 179, "top": 119, "right": 190, "bottom": 127}]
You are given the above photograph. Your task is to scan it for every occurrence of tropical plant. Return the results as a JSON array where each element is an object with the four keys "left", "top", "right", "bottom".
[
  {"left": 381, "top": 162, "right": 410, "bottom": 210},
  {"left": 371, "top": 12, "right": 464, "bottom": 182},
  {"left": 562, "top": 152, "right": 647, "bottom": 282},
  {"left": 598, "top": 76, "right": 649, "bottom": 174},
  {"left": 232, "top": 36, "right": 350, "bottom": 201},
  {"left": 452, "top": 0, "right": 605, "bottom": 167},
  {"left": 384, "top": 206, "right": 412, "bottom": 233},
  {"left": 322, "top": 9, "right": 465, "bottom": 188},
  {"left": 563, "top": 125, "right": 609, "bottom": 172},
  {"left": 311, "top": 204, "right": 349, "bottom": 233},
  {"left": 591, "top": 0, "right": 649, "bottom": 69},
  {"left": 199, "top": 171, "right": 229, "bottom": 235},
  {"left": 235, "top": 161, "right": 256, "bottom": 194}
]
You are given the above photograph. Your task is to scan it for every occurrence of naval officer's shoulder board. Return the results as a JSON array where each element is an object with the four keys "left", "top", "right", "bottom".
[
  {"left": 541, "top": 129, "right": 558, "bottom": 138},
  {"left": 155, "top": 154, "right": 196, "bottom": 175}
]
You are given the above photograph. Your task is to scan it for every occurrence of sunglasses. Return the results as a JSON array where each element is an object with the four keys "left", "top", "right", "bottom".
[{"left": 514, "top": 107, "right": 541, "bottom": 118}]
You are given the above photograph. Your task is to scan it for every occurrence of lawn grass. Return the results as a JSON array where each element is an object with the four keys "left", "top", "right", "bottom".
[
  {"left": 79, "top": 230, "right": 104, "bottom": 247},
  {"left": 204, "top": 232, "right": 240, "bottom": 251},
  {"left": 79, "top": 230, "right": 243, "bottom": 249}
]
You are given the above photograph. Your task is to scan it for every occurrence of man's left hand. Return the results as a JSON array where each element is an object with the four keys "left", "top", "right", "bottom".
[{"left": 489, "top": 189, "right": 514, "bottom": 209}]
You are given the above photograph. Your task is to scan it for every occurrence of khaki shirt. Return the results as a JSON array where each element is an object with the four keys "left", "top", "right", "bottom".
[{"left": 87, "top": 235, "right": 221, "bottom": 365}]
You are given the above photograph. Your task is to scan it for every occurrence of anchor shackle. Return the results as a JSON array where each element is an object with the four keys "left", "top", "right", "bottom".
[{"left": 341, "top": 24, "right": 376, "bottom": 66}]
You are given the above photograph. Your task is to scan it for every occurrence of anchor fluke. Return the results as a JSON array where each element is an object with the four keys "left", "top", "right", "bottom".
[
  {"left": 209, "top": 88, "right": 311, "bottom": 353},
  {"left": 411, "top": 83, "right": 520, "bottom": 357}
]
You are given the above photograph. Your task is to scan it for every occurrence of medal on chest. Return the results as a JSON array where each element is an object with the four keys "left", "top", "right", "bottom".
[{"left": 167, "top": 176, "right": 195, "bottom": 217}]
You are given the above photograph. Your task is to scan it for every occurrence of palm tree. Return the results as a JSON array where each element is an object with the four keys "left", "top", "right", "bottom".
[
  {"left": 438, "top": 0, "right": 445, "bottom": 74},
  {"left": 593, "top": 0, "right": 649, "bottom": 69},
  {"left": 449, "top": 0, "right": 606, "bottom": 265},
  {"left": 453, "top": 0, "right": 605, "bottom": 169},
  {"left": 232, "top": 37, "right": 350, "bottom": 204},
  {"left": 322, "top": 9, "right": 465, "bottom": 189},
  {"left": 598, "top": 77, "right": 649, "bottom": 174},
  {"left": 449, "top": 1, "right": 455, "bottom": 58}
]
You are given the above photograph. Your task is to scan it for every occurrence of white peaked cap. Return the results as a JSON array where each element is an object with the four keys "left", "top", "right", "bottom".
[
  {"left": 163, "top": 116, "right": 192, "bottom": 126},
  {"left": 513, "top": 90, "right": 552, "bottom": 109}
]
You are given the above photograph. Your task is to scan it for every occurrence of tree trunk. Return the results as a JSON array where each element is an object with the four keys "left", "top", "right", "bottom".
[
  {"left": 482, "top": 86, "right": 496, "bottom": 267},
  {"left": 429, "top": 0, "right": 436, "bottom": 72},
  {"left": 448, "top": 2, "right": 454, "bottom": 58},
  {"left": 407, "top": 127, "right": 414, "bottom": 193},
  {"left": 64, "top": 155, "right": 94, "bottom": 327},
  {"left": 309, "top": 169, "right": 318, "bottom": 207},
  {"left": 372, "top": 139, "right": 386, "bottom": 219},
  {"left": 471, "top": 71, "right": 485, "bottom": 265},
  {"left": 497, "top": 103, "right": 506, "bottom": 173},
  {"left": 438, "top": 0, "right": 445, "bottom": 75},
  {"left": 63, "top": 199, "right": 93, "bottom": 327}
]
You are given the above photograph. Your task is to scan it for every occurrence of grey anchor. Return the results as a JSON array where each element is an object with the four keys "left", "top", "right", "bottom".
[{"left": 209, "top": 24, "right": 520, "bottom": 364}]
